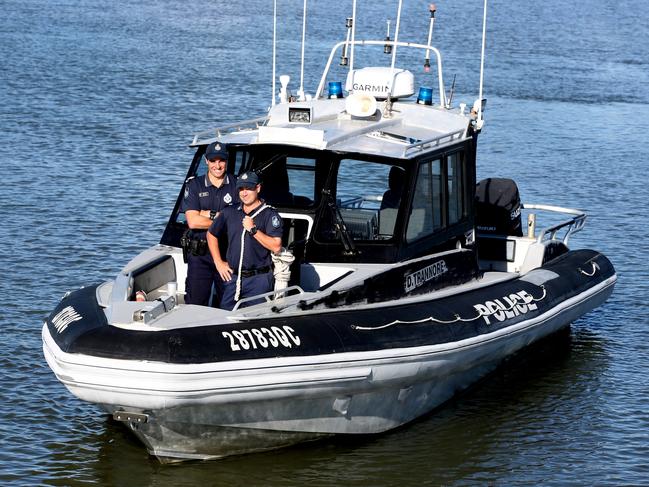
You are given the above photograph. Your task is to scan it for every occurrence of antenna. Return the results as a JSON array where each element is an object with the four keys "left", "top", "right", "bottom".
[
  {"left": 390, "top": 0, "right": 404, "bottom": 71},
  {"left": 341, "top": 18, "right": 352, "bottom": 66},
  {"left": 447, "top": 74, "right": 456, "bottom": 108},
  {"left": 298, "top": 0, "right": 308, "bottom": 101},
  {"left": 389, "top": 0, "right": 404, "bottom": 96},
  {"left": 271, "top": 0, "right": 277, "bottom": 106},
  {"left": 423, "top": 4, "right": 436, "bottom": 72},
  {"left": 350, "top": 0, "right": 357, "bottom": 71},
  {"left": 477, "top": 0, "right": 488, "bottom": 128},
  {"left": 384, "top": 20, "right": 392, "bottom": 54}
]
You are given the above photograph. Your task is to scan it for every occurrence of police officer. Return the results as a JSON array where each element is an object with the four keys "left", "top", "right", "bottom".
[
  {"left": 181, "top": 142, "right": 238, "bottom": 306},
  {"left": 206, "top": 172, "right": 283, "bottom": 310}
]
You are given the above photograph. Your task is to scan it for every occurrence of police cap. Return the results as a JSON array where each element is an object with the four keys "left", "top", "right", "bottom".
[
  {"left": 205, "top": 142, "right": 228, "bottom": 161},
  {"left": 236, "top": 171, "right": 261, "bottom": 189}
]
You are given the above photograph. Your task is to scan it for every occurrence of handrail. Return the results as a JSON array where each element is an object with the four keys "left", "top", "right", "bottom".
[
  {"left": 522, "top": 203, "right": 587, "bottom": 246},
  {"left": 315, "top": 39, "right": 445, "bottom": 106},
  {"left": 365, "top": 128, "right": 466, "bottom": 157},
  {"left": 232, "top": 285, "right": 305, "bottom": 311},
  {"left": 403, "top": 129, "right": 466, "bottom": 157},
  {"left": 191, "top": 116, "right": 269, "bottom": 146}
]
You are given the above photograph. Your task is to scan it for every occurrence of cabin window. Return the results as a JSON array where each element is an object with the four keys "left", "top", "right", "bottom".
[
  {"left": 259, "top": 156, "right": 317, "bottom": 207},
  {"left": 407, "top": 159, "right": 443, "bottom": 242},
  {"left": 447, "top": 151, "right": 465, "bottom": 225},
  {"left": 328, "top": 159, "right": 382, "bottom": 240}
]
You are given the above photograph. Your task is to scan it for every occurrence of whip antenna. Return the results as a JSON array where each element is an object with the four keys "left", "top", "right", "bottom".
[
  {"left": 390, "top": 0, "right": 404, "bottom": 71},
  {"left": 477, "top": 0, "right": 488, "bottom": 128},
  {"left": 389, "top": 0, "right": 404, "bottom": 97},
  {"left": 350, "top": 0, "right": 357, "bottom": 71},
  {"left": 298, "top": 0, "right": 308, "bottom": 101},
  {"left": 271, "top": 0, "right": 277, "bottom": 106}
]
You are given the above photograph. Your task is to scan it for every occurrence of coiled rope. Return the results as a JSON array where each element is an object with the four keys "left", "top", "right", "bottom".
[{"left": 272, "top": 248, "right": 295, "bottom": 298}]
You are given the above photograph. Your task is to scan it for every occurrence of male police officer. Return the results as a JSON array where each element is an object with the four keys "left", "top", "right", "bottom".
[
  {"left": 206, "top": 172, "right": 283, "bottom": 310},
  {"left": 181, "top": 142, "right": 238, "bottom": 306}
]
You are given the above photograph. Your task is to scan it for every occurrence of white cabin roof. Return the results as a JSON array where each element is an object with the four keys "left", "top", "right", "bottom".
[{"left": 192, "top": 96, "right": 472, "bottom": 160}]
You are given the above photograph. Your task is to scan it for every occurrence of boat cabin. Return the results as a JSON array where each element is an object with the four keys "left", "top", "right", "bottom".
[{"left": 160, "top": 107, "right": 478, "bottom": 269}]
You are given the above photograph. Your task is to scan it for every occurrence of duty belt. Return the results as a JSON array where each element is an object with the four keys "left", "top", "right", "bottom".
[
  {"left": 180, "top": 229, "right": 208, "bottom": 261},
  {"left": 239, "top": 266, "right": 271, "bottom": 278}
]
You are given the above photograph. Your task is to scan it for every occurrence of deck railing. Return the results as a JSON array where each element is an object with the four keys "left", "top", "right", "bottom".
[
  {"left": 191, "top": 116, "right": 268, "bottom": 146},
  {"left": 522, "top": 203, "right": 587, "bottom": 245}
]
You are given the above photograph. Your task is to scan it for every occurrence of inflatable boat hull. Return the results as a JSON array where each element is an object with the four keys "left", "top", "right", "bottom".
[{"left": 42, "top": 249, "right": 615, "bottom": 460}]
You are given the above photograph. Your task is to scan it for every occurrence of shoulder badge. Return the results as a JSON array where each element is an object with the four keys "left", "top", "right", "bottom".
[
  {"left": 272, "top": 215, "right": 281, "bottom": 228},
  {"left": 184, "top": 186, "right": 190, "bottom": 199}
]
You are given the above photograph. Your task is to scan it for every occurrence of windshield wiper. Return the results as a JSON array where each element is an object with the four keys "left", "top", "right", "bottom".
[
  {"left": 323, "top": 189, "right": 358, "bottom": 256},
  {"left": 255, "top": 153, "right": 286, "bottom": 175}
]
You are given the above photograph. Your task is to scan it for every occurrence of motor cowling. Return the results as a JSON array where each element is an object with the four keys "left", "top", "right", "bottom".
[{"left": 475, "top": 178, "right": 523, "bottom": 236}]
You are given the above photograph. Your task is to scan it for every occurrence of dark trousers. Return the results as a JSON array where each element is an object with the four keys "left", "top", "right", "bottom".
[
  {"left": 220, "top": 272, "right": 273, "bottom": 311},
  {"left": 185, "top": 253, "right": 224, "bottom": 307}
]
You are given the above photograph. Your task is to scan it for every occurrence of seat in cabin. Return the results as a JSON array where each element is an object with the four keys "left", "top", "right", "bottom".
[
  {"left": 379, "top": 166, "right": 405, "bottom": 237},
  {"left": 259, "top": 161, "right": 294, "bottom": 207}
]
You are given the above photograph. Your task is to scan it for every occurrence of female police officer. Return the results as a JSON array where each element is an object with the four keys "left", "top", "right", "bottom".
[
  {"left": 181, "top": 142, "right": 238, "bottom": 306},
  {"left": 206, "top": 171, "right": 283, "bottom": 310}
]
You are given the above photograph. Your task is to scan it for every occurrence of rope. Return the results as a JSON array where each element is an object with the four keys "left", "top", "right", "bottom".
[
  {"left": 235, "top": 204, "right": 268, "bottom": 302},
  {"left": 352, "top": 285, "right": 547, "bottom": 331},
  {"left": 272, "top": 248, "right": 295, "bottom": 298}
]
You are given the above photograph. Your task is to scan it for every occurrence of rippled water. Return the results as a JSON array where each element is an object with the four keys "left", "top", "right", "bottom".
[{"left": 2, "top": 0, "right": 648, "bottom": 484}]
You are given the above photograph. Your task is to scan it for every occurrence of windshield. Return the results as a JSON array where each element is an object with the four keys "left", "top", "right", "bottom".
[
  {"left": 230, "top": 146, "right": 320, "bottom": 209},
  {"left": 315, "top": 158, "right": 406, "bottom": 243}
]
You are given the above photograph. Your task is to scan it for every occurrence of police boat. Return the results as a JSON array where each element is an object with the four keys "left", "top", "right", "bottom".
[{"left": 42, "top": 1, "right": 616, "bottom": 461}]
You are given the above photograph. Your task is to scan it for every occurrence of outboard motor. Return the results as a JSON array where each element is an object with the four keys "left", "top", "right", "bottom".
[{"left": 475, "top": 178, "right": 523, "bottom": 236}]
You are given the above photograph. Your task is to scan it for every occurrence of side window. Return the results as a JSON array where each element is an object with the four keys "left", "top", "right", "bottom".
[
  {"left": 447, "top": 152, "right": 465, "bottom": 225},
  {"left": 407, "top": 159, "right": 442, "bottom": 242}
]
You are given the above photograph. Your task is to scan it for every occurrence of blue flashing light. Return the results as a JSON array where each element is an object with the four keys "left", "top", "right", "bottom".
[
  {"left": 417, "top": 87, "right": 433, "bottom": 106},
  {"left": 328, "top": 81, "right": 343, "bottom": 99}
]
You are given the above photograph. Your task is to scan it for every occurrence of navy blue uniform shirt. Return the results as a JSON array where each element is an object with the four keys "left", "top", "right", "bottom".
[
  {"left": 181, "top": 173, "right": 238, "bottom": 235},
  {"left": 208, "top": 203, "right": 283, "bottom": 270}
]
